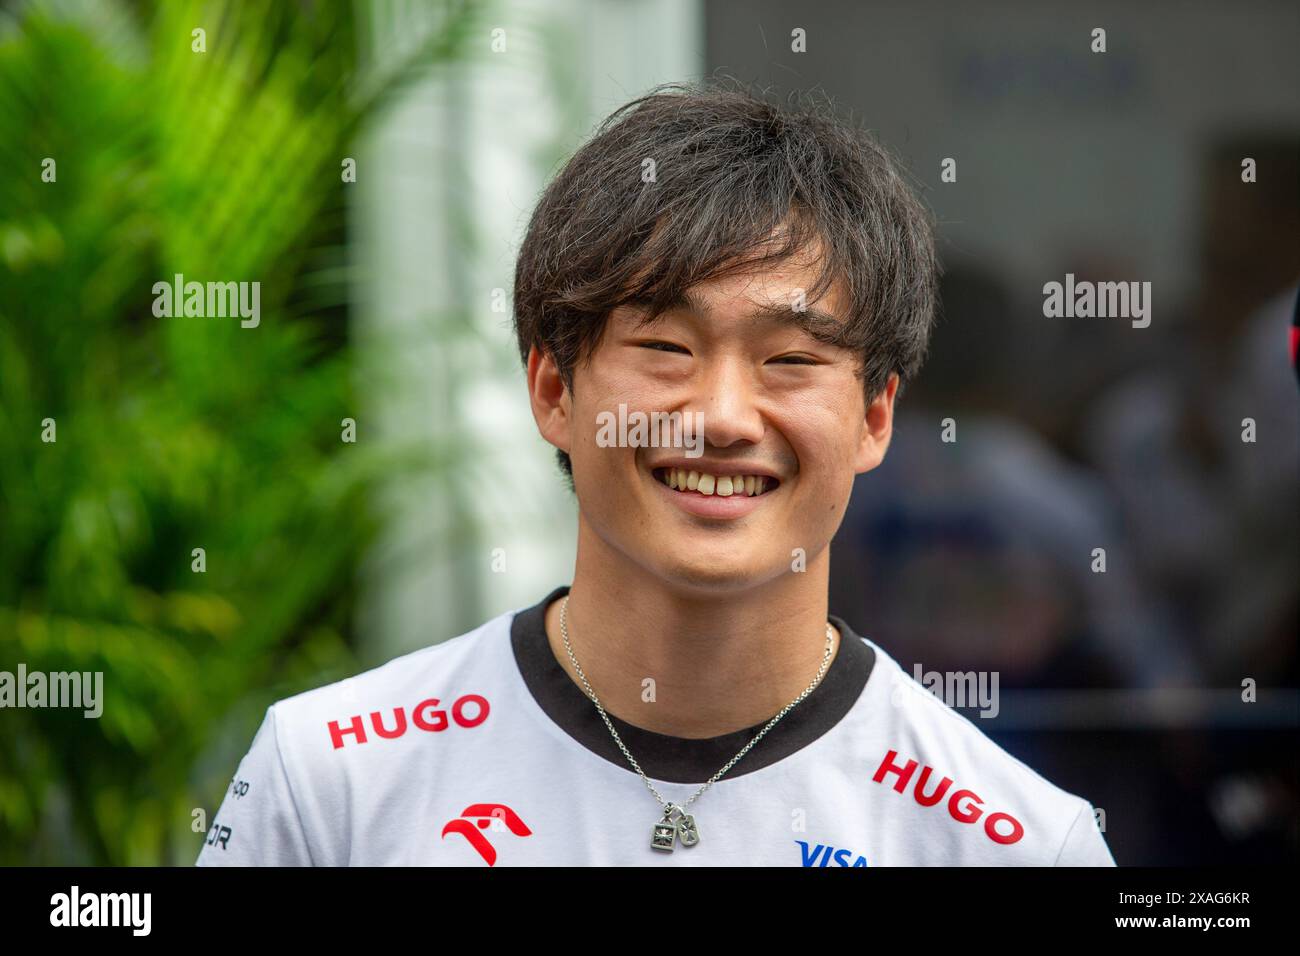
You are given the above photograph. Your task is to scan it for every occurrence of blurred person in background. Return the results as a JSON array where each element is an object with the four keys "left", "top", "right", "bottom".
[
  {"left": 831, "top": 263, "right": 1198, "bottom": 692},
  {"left": 1081, "top": 135, "right": 1298, "bottom": 688},
  {"left": 1077, "top": 133, "right": 1299, "bottom": 862}
]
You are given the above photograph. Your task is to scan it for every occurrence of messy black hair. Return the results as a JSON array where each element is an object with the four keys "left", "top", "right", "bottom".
[{"left": 513, "top": 77, "right": 940, "bottom": 482}]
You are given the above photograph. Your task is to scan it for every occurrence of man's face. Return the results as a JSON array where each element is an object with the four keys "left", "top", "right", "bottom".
[{"left": 530, "top": 249, "right": 897, "bottom": 595}]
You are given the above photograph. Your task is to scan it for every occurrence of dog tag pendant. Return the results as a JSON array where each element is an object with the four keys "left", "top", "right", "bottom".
[{"left": 676, "top": 812, "right": 700, "bottom": 846}]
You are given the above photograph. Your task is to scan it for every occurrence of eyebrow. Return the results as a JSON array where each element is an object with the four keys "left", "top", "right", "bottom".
[{"left": 627, "top": 287, "right": 849, "bottom": 347}]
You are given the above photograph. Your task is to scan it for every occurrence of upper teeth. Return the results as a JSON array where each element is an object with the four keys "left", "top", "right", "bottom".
[{"left": 660, "top": 468, "right": 769, "bottom": 497}]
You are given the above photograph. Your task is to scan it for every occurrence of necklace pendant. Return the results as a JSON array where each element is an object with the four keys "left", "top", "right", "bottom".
[
  {"left": 651, "top": 819, "right": 678, "bottom": 851},
  {"left": 676, "top": 812, "right": 700, "bottom": 846},
  {"left": 652, "top": 804, "right": 685, "bottom": 851}
]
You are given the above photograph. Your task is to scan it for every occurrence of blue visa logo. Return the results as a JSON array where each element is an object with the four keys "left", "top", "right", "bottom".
[{"left": 796, "top": 840, "right": 869, "bottom": 867}]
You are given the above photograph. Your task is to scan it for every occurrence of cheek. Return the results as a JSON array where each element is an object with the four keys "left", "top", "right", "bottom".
[
  {"left": 567, "top": 368, "right": 648, "bottom": 483},
  {"left": 779, "top": 393, "right": 865, "bottom": 481},
  {"left": 593, "top": 358, "right": 677, "bottom": 408},
  {"left": 566, "top": 389, "right": 613, "bottom": 484},
  {"left": 576, "top": 358, "right": 679, "bottom": 450}
]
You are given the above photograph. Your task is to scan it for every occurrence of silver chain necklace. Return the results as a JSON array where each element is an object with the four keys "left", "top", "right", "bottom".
[{"left": 558, "top": 594, "right": 836, "bottom": 852}]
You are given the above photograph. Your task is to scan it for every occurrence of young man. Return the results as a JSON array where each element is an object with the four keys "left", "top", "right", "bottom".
[{"left": 197, "top": 81, "right": 1115, "bottom": 866}]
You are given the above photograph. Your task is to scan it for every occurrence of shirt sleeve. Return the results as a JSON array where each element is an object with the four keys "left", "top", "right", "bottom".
[
  {"left": 1053, "top": 800, "right": 1116, "bottom": 866},
  {"left": 196, "top": 704, "right": 316, "bottom": 866}
]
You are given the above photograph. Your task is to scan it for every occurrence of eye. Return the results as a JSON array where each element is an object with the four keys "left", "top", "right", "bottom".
[
  {"left": 639, "top": 341, "right": 690, "bottom": 355},
  {"left": 769, "top": 354, "right": 819, "bottom": 365}
]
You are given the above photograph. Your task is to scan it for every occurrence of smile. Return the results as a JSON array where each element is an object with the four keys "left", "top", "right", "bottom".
[{"left": 652, "top": 467, "right": 779, "bottom": 497}]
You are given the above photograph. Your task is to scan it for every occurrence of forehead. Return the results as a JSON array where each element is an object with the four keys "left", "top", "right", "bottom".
[
  {"left": 617, "top": 238, "right": 851, "bottom": 347},
  {"left": 621, "top": 214, "right": 848, "bottom": 310},
  {"left": 684, "top": 253, "right": 848, "bottom": 319}
]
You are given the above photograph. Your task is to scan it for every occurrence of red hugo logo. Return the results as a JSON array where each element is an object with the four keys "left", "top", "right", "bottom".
[
  {"left": 327, "top": 694, "right": 489, "bottom": 749},
  {"left": 872, "top": 749, "right": 1025, "bottom": 845},
  {"left": 441, "top": 804, "right": 532, "bottom": 866}
]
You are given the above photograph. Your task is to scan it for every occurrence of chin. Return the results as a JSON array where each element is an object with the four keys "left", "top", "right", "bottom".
[{"left": 648, "top": 555, "right": 781, "bottom": 596}]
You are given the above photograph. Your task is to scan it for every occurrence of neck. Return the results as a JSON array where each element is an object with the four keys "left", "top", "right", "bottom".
[{"left": 543, "top": 520, "right": 840, "bottom": 739}]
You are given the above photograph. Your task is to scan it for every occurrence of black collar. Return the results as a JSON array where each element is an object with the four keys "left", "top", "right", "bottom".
[{"left": 510, "top": 586, "right": 875, "bottom": 783}]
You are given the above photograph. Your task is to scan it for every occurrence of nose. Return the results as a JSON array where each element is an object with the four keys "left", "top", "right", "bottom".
[{"left": 690, "top": 357, "right": 765, "bottom": 449}]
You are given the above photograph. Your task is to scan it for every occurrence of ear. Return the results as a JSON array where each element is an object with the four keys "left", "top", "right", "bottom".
[
  {"left": 526, "top": 344, "right": 572, "bottom": 459},
  {"left": 853, "top": 372, "right": 898, "bottom": 474}
]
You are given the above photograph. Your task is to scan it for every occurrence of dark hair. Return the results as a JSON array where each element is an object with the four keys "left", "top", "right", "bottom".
[{"left": 513, "top": 78, "right": 940, "bottom": 481}]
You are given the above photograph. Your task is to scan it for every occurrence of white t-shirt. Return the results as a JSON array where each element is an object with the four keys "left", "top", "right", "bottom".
[{"left": 196, "top": 586, "right": 1115, "bottom": 866}]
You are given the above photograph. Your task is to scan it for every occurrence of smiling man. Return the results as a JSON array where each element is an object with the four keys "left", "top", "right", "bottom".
[{"left": 197, "top": 81, "right": 1115, "bottom": 867}]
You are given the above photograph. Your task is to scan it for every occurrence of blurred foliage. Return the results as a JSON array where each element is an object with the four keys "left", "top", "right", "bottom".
[{"left": 0, "top": 0, "right": 482, "bottom": 864}]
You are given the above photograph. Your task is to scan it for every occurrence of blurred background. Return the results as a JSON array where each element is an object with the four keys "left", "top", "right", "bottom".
[{"left": 0, "top": 0, "right": 1295, "bottom": 865}]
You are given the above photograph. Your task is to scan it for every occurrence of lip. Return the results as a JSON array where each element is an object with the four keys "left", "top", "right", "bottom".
[{"left": 647, "top": 465, "right": 779, "bottom": 520}]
